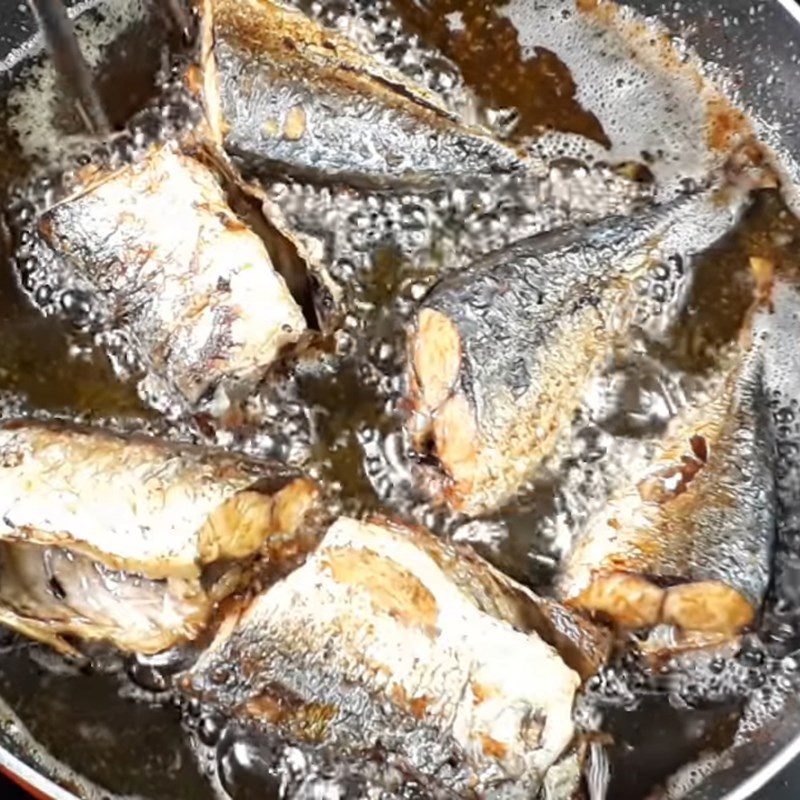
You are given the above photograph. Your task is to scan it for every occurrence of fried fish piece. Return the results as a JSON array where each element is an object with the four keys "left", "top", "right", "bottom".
[
  {"left": 749, "top": 276, "right": 800, "bottom": 619},
  {"left": 556, "top": 353, "right": 774, "bottom": 636},
  {"left": 0, "top": 543, "right": 212, "bottom": 656},
  {"left": 196, "top": 0, "right": 525, "bottom": 188},
  {"left": 20, "top": 137, "right": 306, "bottom": 406},
  {"left": 637, "top": 626, "right": 741, "bottom": 664},
  {"left": 0, "top": 419, "right": 319, "bottom": 654},
  {"left": 184, "top": 516, "right": 608, "bottom": 795},
  {"left": 191, "top": 0, "right": 655, "bottom": 336},
  {"left": 407, "top": 189, "right": 750, "bottom": 516}
]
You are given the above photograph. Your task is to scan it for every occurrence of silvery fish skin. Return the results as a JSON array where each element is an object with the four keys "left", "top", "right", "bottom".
[
  {"left": 24, "top": 139, "right": 306, "bottom": 406},
  {"left": 0, "top": 419, "right": 320, "bottom": 654},
  {"left": 407, "top": 188, "right": 750, "bottom": 516},
  {"left": 557, "top": 351, "right": 775, "bottom": 636},
  {"left": 184, "top": 516, "right": 604, "bottom": 796},
  {"left": 754, "top": 280, "right": 800, "bottom": 396},
  {"left": 197, "top": 0, "right": 525, "bottom": 188},
  {"left": 750, "top": 276, "right": 800, "bottom": 617}
]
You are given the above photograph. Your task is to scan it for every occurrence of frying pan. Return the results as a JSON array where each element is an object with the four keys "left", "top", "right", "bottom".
[{"left": 0, "top": 0, "right": 799, "bottom": 798}]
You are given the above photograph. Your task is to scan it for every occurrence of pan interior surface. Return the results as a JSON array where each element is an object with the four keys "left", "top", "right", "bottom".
[{"left": 0, "top": 1, "right": 799, "bottom": 800}]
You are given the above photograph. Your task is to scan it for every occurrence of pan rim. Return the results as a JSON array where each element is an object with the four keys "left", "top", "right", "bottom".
[
  {"left": 0, "top": 746, "right": 81, "bottom": 800},
  {"left": 1, "top": 0, "right": 800, "bottom": 798}
]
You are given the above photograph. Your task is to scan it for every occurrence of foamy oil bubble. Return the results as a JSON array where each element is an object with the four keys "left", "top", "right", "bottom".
[
  {"left": 0, "top": 0, "right": 94, "bottom": 74},
  {"left": 501, "top": 0, "right": 744, "bottom": 197},
  {"left": 288, "top": 0, "right": 476, "bottom": 121},
  {"left": 447, "top": 393, "right": 668, "bottom": 585},
  {"left": 127, "top": 647, "right": 199, "bottom": 695},
  {"left": 538, "top": 343, "right": 699, "bottom": 550},
  {"left": 584, "top": 352, "right": 683, "bottom": 437},
  {"left": 257, "top": 163, "right": 653, "bottom": 312},
  {"left": 6, "top": 0, "right": 149, "bottom": 163},
  {"left": 657, "top": 750, "right": 727, "bottom": 800},
  {"left": 182, "top": 707, "right": 440, "bottom": 800},
  {"left": 753, "top": 282, "right": 800, "bottom": 648}
]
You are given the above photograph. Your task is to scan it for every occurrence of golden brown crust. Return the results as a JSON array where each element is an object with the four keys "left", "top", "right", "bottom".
[
  {"left": 662, "top": 581, "right": 754, "bottom": 635},
  {"left": 568, "top": 572, "right": 755, "bottom": 636},
  {"left": 568, "top": 572, "right": 665, "bottom": 629},
  {"left": 411, "top": 309, "right": 463, "bottom": 413}
]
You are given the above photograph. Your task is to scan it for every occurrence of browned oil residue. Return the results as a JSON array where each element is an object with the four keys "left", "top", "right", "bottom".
[
  {"left": 658, "top": 189, "right": 800, "bottom": 373},
  {"left": 409, "top": 695, "right": 430, "bottom": 718},
  {"left": 389, "top": 0, "right": 610, "bottom": 145},
  {"left": 706, "top": 98, "right": 751, "bottom": 155},
  {"left": 637, "top": 446, "right": 706, "bottom": 504},
  {"left": 576, "top": 0, "right": 755, "bottom": 156},
  {"left": 0, "top": 243, "right": 148, "bottom": 418},
  {"left": 470, "top": 681, "right": 500, "bottom": 704},
  {"left": 390, "top": 683, "right": 429, "bottom": 718}
]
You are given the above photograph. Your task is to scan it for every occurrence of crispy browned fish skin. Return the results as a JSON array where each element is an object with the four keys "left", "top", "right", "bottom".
[
  {"left": 407, "top": 191, "right": 750, "bottom": 516},
  {"left": 29, "top": 140, "right": 306, "bottom": 406},
  {"left": 557, "top": 354, "right": 774, "bottom": 636},
  {"left": 0, "top": 419, "right": 319, "bottom": 654},
  {"left": 184, "top": 516, "right": 606, "bottom": 795},
  {"left": 197, "top": 0, "right": 525, "bottom": 188}
]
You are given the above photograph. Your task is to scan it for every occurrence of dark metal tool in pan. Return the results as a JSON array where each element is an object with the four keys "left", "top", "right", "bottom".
[
  {"left": 27, "top": 0, "right": 109, "bottom": 134},
  {"left": 0, "top": 1, "right": 799, "bottom": 800}
]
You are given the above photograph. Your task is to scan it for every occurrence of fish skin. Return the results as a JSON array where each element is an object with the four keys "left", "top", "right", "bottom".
[
  {"left": 0, "top": 419, "right": 319, "bottom": 579},
  {"left": 199, "top": 0, "right": 525, "bottom": 188},
  {"left": 407, "top": 189, "right": 750, "bottom": 516},
  {"left": 556, "top": 352, "right": 775, "bottom": 636},
  {"left": 0, "top": 543, "right": 211, "bottom": 656},
  {"left": 184, "top": 516, "right": 597, "bottom": 796},
  {"left": 754, "top": 281, "right": 800, "bottom": 396},
  {"left": 0, "top": 419, "right": 320, "bottom": 653},
  {"left": 377, "top": 517, "right": 611, "bottom": 681},
  {"left": 192, "top": 0, "right": 652, "bottom": 336},
  {"left": 750, "top": 278, "right": 800, "bottom": 620},
  {"left": 27, "top": 140, "right": 306, "bottom": 406}
]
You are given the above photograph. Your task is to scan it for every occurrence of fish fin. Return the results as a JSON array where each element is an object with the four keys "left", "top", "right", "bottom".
[{"left": 0, "top": 607, "right": 81, "bottom": 658}]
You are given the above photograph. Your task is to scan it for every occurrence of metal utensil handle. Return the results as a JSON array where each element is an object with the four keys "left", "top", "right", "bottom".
[{"left": 27, "top": 0, "right": 110, "bottom": 135}]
